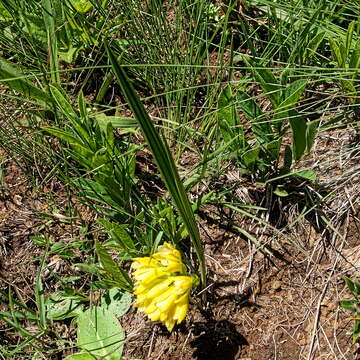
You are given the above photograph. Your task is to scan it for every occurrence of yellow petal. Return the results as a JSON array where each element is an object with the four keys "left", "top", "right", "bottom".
[
  {"left": 145, "top": 278, "right": 172, "bottom": 299},
  {"left": 156, "top": 292, "right": 178, "bottom": 313},
  {"left": 164, "top": 319, "right": 176, "bottom": 332},
  {"left": 173, "top": 301, "right": 188, "bottom": 323}
]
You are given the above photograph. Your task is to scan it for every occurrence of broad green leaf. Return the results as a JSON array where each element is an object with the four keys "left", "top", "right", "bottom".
[
  {"left": 349, "top": 47, "right": 360, "bottom": 73},
  {"left": 74, "top": 263, "right": 100, "bottom": 276},
  {"left": 248, "top": 64, "right": 281, "bottom": 107},
  {"left": 77, "top": 303, "right": 124, "bottom": 359},
  {"left": 64, "top": 354, "right": 95, "bottom": 360},
  {"left": 78, "top": 91, "right": 88, "bottom": 120},
  {"left": 69, "top": 0, "right": 93, "bottom": 13},
  {"left": 106, "top": 42, "right": 206, "bottom": 286},
  {"left": 280, "top": 80, "right": 307, "bottom": 110},
  {"left": 241, "top": 147, "right": 260, "bottom": 169},
  {"left": 282, "top": 145, "right": 292, "bottom": 174},
  {"left": 95, "top": 114, "right": 138, "bottom": 133},
  {"left": 329, "top": 39, "right": 345, "bottom": 68},
  {"left": 218, "top": 85, "right": 237, "bottom": 128},
  {"left": 0, "top": 57, "right": 52, "bottom": 105},
  {"left": 46, "top": 293, "right": 82, "bottom": 320},
  {"left": 101, "top": 289, "right": 132, "bottom": 318},
  {"left": 273, "top": 80, "right": 307, "bottom": 133},
  {"left": 351, "top": 320, "right": 360, "bottom": 344},
  {"left": 265, "top": 139, "right": 281, "bottom": 161},
  {"left": 0, "top": 3, "right": 11, "bottom": 20},
  {"left": 303, "top": 31, "right": 325, "bottom": 63}
]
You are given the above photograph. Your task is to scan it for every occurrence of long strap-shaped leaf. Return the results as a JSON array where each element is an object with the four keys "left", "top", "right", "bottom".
[{"left": 105, "top": 43, "right": 206, "bottom": 287}]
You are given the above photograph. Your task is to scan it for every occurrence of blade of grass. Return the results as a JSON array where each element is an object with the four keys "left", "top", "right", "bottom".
[{"left": 105, "top": 42, "right": 206, "bottom": 287}]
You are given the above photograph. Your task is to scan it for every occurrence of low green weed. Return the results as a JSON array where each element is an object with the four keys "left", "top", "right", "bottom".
[
  {"left": 340, "top": 276, "right": 360, "bottom": 343},
  {"left": 329, "top": 21, "right": 360, "bottom": 110},
  {"left": 217, "top": 68, "right": 317, "bottom": 183}
]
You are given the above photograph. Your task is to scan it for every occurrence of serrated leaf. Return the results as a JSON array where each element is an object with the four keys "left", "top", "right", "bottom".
[{"left": 95, "top": 241, "right": 132, "bottom": 291}]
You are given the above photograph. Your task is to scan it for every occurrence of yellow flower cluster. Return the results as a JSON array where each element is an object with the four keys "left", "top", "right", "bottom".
[{"left": 131, "top": 242, "right": 194, "bottom": 332}]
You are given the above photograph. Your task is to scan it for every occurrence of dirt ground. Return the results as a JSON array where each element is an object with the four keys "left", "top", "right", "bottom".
[{"left": 0, "top": 122, "right": 360, "bottom": 360}]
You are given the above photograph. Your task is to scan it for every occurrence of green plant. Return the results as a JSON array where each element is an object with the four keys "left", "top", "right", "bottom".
[
  {"left": 48, "top": 289, "right": 132, "bottom": 360},
  {"left": 217, "top": 69, "right": 317, "bottom": 183},
  {"left": 106, "top": 43, "right": 206, "bottom": 286},
  {"left": 329, "top": 21, "right": 360, "bottom": 109},
  {"left": 340, "top": 276, "right": 360, "bottom": 343}
]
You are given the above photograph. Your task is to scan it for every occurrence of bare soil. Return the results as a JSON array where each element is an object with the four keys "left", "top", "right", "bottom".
[{"left": 1, "top": 124, "right": 360, "bottom": 360}]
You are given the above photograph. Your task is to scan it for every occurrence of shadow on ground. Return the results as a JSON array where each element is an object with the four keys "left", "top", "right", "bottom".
[{"left": 190, "top": 319, "right": 248, "bottom": 360}]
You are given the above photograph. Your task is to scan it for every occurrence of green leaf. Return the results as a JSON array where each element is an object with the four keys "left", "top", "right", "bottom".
[
  {"left": 340, "top": 299, "right": 358, "bottom": 313},
  {"left": 236, "top": 90, "right": 271, "bottom": 144},
  {"left": 241, "top": 147, "right": 260, "bottom": 169},
  {"left": 292, "top": 169, "right": 316, "bottom": 181},
  {"left": 217, "top": 85, "right": 246, "bottom": 150},
  {"left": 64, "top": 354, "right": 96, "bottom": 360},
  {"left": 95, "top": 241, "right": 132, "bottom": 291},
  {"left": 265, "top": 139, "right": 281, "bottom": 161},
  {"left": 273, "top": 186, "right": 289, "bottom": 197},
  {"left": 0, "top": 57, "right": 52, "bottom": 105},
  {"left": 329, "top": 39, "right": 345, "bottom": 68},
  {"left": 303, "top": 31, "right": 325, "bottom": 63},
  {"left": 306, "top": 119, "right": 319, "bottom": 154},
  {"left": 101, "top": 289, "right": 132, "bottom": 318},
  {"left": 99, "top": 219, "right": 136, "bottom": 252},
  {"left": 106, "top": 42, "right": 206, "bottom": 287},
  {"left": 50, "top": 85, "right": 77, "bottom": 118},
  {"left": 282, "top": 145, "right": 292, "bottom": 174},
  {"left": 273, "top": 80, "right": 307, "bottom": 133},
  {"left": 69, "top": 0, "right": 93, "bottom": 13},
  {"left": 247, "top": 64, "right": 281, "bottom": 107},
  {"left": 46, "top": 293, "right": 82, "bottom": 320},
  {"left": 76, "top": 303, "right": 124, "bottom": 359},
  {"left": 289, "top": 112, "right": 307, "bottom": 161},
  {"left": 345, "top": 21, "right": 356, "bottom": 57},
  {"left": 95, "top": 114, "right": 138, "bottom": 133},
  {"left": 351, "top": 319, "right": 360, "bottom": 343},
  {"left": 344, "top": 276, "right": 360, "bottom": 297},
  {"left": 349, "top": 47, "right": 360, "bottom": 74}
]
